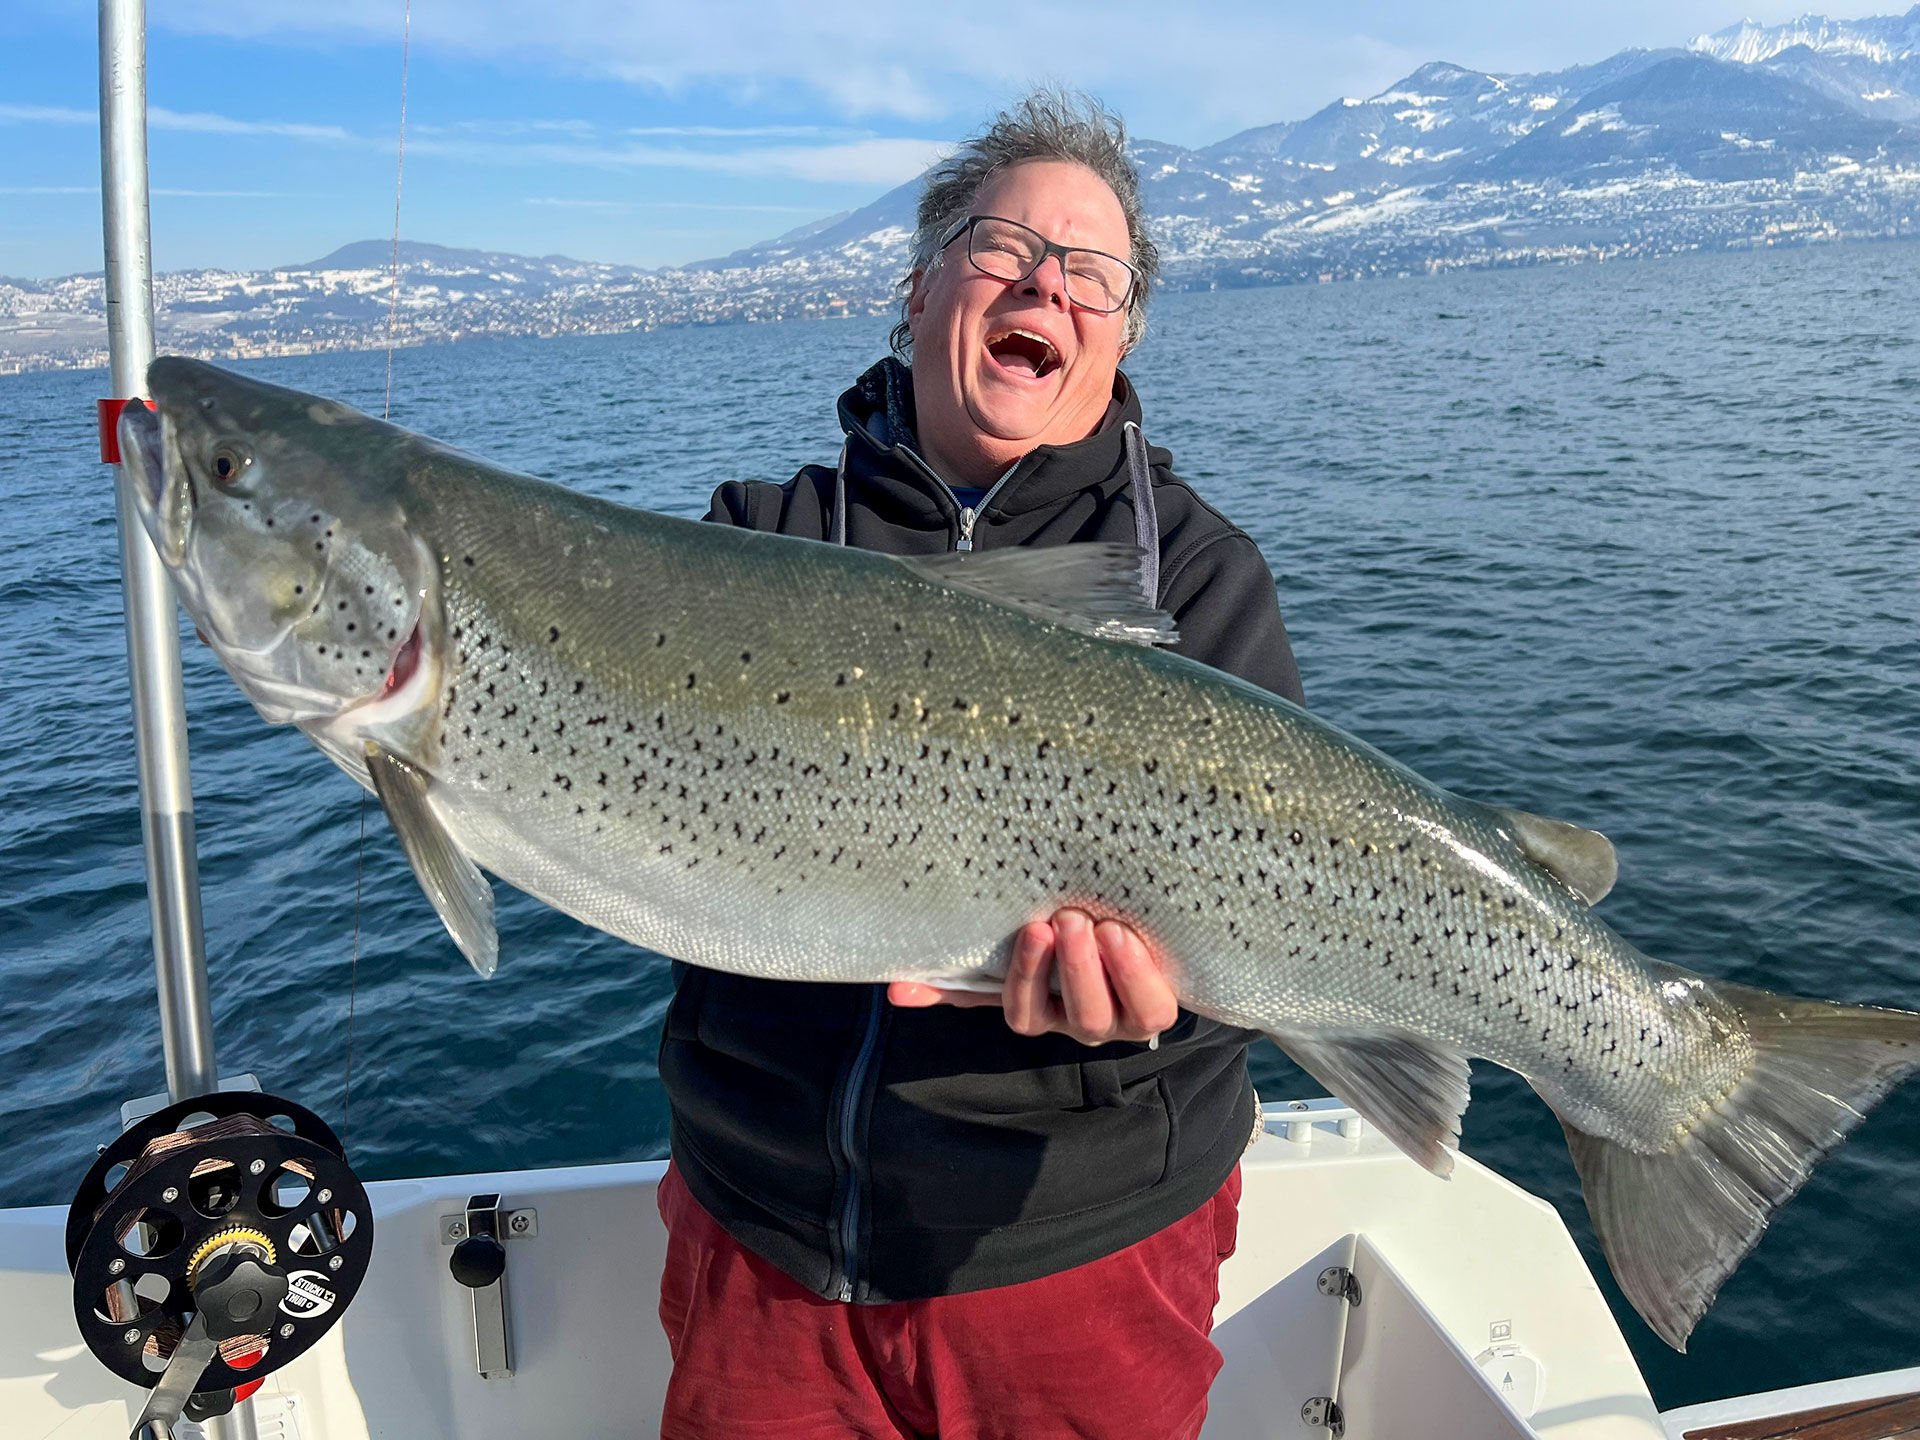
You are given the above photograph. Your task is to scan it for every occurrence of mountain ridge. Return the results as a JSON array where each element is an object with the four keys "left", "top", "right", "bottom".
[{"left": 4, "top": 7, "right": 1915, "bottom": 374}]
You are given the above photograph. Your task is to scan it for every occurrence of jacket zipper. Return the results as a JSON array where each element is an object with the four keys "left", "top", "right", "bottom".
[
  {"left": 955, "top": 466, "right": 1019, "bottom": 551},
  {"left": 823, "top": 456, "right": 1009, "bottom": 1303},
  {"left": 828, "top": 988, "right": 886, "bottom": 1302}
]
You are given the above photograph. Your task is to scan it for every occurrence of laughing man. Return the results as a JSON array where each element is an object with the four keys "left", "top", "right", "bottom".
[{"left": 655, "top": 90, "right": 1303, "bottom": 1440}]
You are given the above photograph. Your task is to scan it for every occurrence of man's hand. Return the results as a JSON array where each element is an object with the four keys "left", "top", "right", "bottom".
[{"left": 888, "top": 909, "right": 1177, "bottom": 1046}]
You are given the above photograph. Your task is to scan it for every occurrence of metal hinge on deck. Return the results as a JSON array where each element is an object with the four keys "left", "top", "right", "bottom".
[
  {"left": 1301, "top": 1396, "right": 1346, "bottom": 1436},
  {"left": 1317, "top": 1265, "right": 1361, "bottom": 1306}
]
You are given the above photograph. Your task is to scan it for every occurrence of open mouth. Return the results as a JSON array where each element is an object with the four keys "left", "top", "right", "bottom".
[
  {"left": 118, "top": 403, "right": 168, "bottom": 505},
  {"left": 985, "top": 329, "right": 1060, "bottom": 380}
]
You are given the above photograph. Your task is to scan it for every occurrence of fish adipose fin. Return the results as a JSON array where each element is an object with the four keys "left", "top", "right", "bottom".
[
  {"left": 1551, "top": 978, "right": 1920, "bottom": 1352},
  {"left": 898, "top": 544, "right": 1178, "bottom": 648},
  {"left": 1269, "top": 1028, "right": 1470, "bottom": 1176},
  {"left": 365, "top": 743, "right": 500, "bottom": 978},
  {"left": 1489, "top": 805, "right": 1618, "bottom": 905}
]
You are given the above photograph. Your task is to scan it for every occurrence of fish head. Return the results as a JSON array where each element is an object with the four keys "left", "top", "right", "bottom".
[{"left": 118, "top": 356, "right": 437, "bottom": 731}]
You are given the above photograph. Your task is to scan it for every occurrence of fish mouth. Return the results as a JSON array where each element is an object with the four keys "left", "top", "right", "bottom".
[
  {"left": 118, "top": 402, "right": 167, "bottom": 507},
  {"left": 116, "top": 399, "right": 195, "bottom": 566}
]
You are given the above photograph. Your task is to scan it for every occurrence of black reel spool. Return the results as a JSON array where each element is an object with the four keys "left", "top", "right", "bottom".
[{"left": 66, "top": 1090, "right": 373, "bottom": 1396}]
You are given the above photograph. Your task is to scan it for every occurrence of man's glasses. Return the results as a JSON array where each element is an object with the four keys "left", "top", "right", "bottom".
[{"left": 935, "top": 215, "right": 1137, "bottom": 315}]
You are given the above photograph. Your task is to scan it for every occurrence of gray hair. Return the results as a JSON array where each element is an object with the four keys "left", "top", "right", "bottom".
[{"left": 889, "top": 89, "right": 1159, "bottom": 360}]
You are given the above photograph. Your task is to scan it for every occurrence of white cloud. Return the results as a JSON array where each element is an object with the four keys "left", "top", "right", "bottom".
[
  {"left": 145, "top": 2, "right": 1421, "bottom": 134},
  {"left": 0, "top": 100, "right": 353, "bottom": 143},
  {"left": 524, "top": 196, "right": 635, "bottom": 209},
  {"left": 414, "top": 117, "right": 599, "bottom": 138},
  {"left": 0, "top": 184, "right": 293, "bottom": 202},
  {"left": 0, "top": 95, "right": 939, "bottom": 187},
  {"left": 413, "top": 133, "right": 947, "bottom": 185},
  {"left": 0, "top": 104, "right": 97, "bottom": 125},
  {"left": 150, "top": 107, "right": 356, "bottom": 142},
  {"left": 622, "top": 125, "right": 877, "bottom": 140},
  {"left": 526, "top": 196, "right": 820, "bottom": 212}
]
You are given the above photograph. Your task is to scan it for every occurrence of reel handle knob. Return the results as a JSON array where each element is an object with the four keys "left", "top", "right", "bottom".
[
  {"left": 193, "top": 1255, "right": 289, "bottom": 1339},
  {"left": 450, "top": 1234, "right": 507, "bottom": 1289}
]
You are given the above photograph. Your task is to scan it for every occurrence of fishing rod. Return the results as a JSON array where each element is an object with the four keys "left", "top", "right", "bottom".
[{"left": 79, "top": 3, "right": 381, "bottom": 1436}]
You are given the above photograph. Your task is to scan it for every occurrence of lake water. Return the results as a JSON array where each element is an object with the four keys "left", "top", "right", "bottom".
[{"left": 2, "top": 241, "right": 1916, "bottom": 1410}]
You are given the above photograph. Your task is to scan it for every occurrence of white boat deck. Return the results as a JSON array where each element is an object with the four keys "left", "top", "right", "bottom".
[{"left": 6, "top": 1099, "right": 1680, "bottom": 1439}]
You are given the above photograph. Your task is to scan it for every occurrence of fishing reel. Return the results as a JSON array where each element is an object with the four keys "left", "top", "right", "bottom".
[{"left": 65, "top": 1090, "right": 373, "bottom": 1438}]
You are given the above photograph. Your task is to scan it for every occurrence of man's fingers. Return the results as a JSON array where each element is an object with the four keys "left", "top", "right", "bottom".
[
  {"left": 1098, "top": 922, "right": 1179, "bottom": 1038},
  {"left": 892, "top": 915, "right": 1172, "bottom": 1046},
  {"left": 1055, "top": 908, "right": 1117, "bottom": 1042},
  {"left": 888, "top": 981, "right": 1005, "bottom": 1010},
  {"left": 1003, "top": 920, "right": 1058, "bottom": 1035}
]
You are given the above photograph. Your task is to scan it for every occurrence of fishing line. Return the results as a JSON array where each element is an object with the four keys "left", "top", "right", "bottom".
[
  {"left": 382, "top": 0, "right": 413, "bottom": 419},
  {"left": 345, "top": 0, "right": 413, "bottom": 1145}
]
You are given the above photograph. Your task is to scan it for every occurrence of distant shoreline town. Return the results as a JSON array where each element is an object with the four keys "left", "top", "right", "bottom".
[{"left": 6, "top": 8, "right": 1917, "bottom": 377}]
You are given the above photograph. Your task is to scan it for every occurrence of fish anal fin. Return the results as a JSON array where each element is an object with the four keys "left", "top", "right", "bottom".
[
  {"left": 365, "top": 743, "right": 499, "bottom": 977},
  {"left": 899, "top": 545, "right": 1177, "bottom": 648},
  {"left": 1269, "top": 1028, "right": 1470, "bottom": 1176},
  {"left": 1493, "top": 806, "right": 1618, "bottom": 905},
  {"left": 1547, "top": 976, "right": 1920, "bottom": 1351}
]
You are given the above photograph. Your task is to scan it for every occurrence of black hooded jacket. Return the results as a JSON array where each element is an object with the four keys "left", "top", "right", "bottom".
[{"left": 658, "top": 357, "right": 1303, "bottom": 1303}]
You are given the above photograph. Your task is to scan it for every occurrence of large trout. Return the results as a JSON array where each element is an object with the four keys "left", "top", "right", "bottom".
[{"left": 118, "top": 356, "right": 1919, "bottom": 1350}]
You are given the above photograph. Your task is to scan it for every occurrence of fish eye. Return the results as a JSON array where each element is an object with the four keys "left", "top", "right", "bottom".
[{"left": 211, "top": 444, "right": 253, "bottom": 488}]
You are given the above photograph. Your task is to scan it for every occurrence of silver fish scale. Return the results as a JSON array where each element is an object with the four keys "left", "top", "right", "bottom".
[{"left": 394, "top": 467, "right": 1745, "bottom": 1156}]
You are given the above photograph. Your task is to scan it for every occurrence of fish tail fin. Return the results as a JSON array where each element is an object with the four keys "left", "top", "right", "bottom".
[{"left": 1553, "top": 978, "right": 1920, "bottom": 1352}]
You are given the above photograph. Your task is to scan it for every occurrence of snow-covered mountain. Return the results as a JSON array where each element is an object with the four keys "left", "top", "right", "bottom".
[
  {"left": 721, "top": 10, "right": 1918, "bottom": 295},
  {"left": 1693, "top": 6, "right": 1920, "bottom": 120},
  {"left": 5, "top": 9, "right": 1917, "bottom": 373},
  {"left": 1471, "top": 52, "right": 1920, "bottom": 183},
  {"left": 1690, "top": 7, "right": 1920, "bottom": 64}
]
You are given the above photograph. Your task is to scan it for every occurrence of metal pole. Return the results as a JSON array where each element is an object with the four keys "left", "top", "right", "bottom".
[
  {"left": 99, "top": 12, "right": 261, "bottom": 1436},
  {"left": 100, "top": 26, "right": 259, "bottom": 1440},
  {"left": 99, "top": 0, "right": 218, "bottom": 1106}
]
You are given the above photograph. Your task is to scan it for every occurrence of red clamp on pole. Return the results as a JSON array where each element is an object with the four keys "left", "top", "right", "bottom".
[{"left": 97, "top": 395, "right": 156, "bottom": 464}]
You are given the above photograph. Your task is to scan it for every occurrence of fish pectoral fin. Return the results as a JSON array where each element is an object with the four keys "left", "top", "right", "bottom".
[
  {"left": 365, "top": 742, "right": 500, "bottom": 978},
  {"left": 1268, "top": 1028, "right": 1469, "bottom": 1176},
  {"left": 898, "top": 545, "right": 1178, "bottom": 648},
  {"left": 1490, "top": 805, "right": 1618, "bottom": 905},
  {"left": 1547, "top": 973, "right": 1920, "bottom": 1352}
]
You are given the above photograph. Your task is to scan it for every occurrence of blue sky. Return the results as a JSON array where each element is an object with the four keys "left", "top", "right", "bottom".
[{"left": 0, "top": 0, "right": 1899, "bottom": 279}]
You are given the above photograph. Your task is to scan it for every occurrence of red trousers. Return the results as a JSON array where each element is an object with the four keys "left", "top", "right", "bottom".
[{"left": 655, "top": 1164, "right": 1241, "bottom": 1440}]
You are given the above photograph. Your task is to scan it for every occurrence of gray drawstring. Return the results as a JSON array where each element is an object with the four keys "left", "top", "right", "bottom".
[
  {"left": 1123, "top": 421, "right": 1160, "bottom": 606},
  {"left": 831, "top": 442, "right": 849, "bottom": 547}
]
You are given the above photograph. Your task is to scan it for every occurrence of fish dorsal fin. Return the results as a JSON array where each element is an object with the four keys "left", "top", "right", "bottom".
[
  {"left": 1268, "top": 1028, "right": 1470, "bottom": 1176},
  {"left": 365, "top": 743, "right": 500, "bottom": 977},
  {"left": 898, "top": 544, "right": 1178, "bottom": 648},
  {"left": 1492, "top": 806, "right": 1618, "bottom": 905}
]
